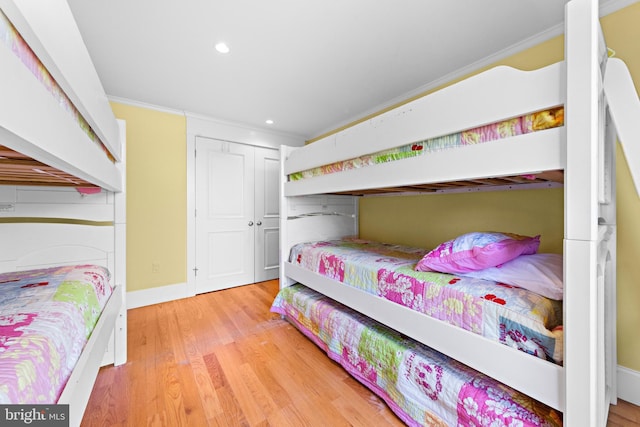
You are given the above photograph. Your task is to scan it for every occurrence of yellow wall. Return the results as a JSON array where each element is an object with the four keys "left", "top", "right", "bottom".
[
  {"left": 360, "top": 4, "right": 640, "bottom": 371},
  {"left": 602, "top": 4, "right": 640, "bottom": 373},
  {"left": 110, "top": 102, "right": 187, "bottom": 292},
  {"left": 361, "top": 188, "right": 564, "bottom": 254}
]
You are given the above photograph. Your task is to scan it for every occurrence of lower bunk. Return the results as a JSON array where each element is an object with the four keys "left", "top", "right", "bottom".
[
  {"left": 0, "top": 264, "right": 120, "bottom": 411},
  {"left": 288, "top": 237, "right": 563, "bottom": 363},
  {"left": 271, "top": 283, "right": 562, "bottom": 426}
]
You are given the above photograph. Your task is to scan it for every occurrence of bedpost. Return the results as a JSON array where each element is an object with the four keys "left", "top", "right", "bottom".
[
  {"left": 280, "top": 145, "right": 296, "bottom": 289},
  {"left": 564, "top": 0, "right": 611, "bottom": 425},
  {"left": 113, "top": 119, "right": 127, "bottom": 366}
]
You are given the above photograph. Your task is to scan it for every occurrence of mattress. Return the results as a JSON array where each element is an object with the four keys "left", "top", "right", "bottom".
[
  {"left": 288, "top": 107, "right": 564, "bottom": 181},
  {"left": 271, "top": 284, "right": 562, "bottom": 426},
  {"left": 289, "top": 238, "right": 563, "bottom": 363},
  {"left": 0, "top": 264, "right": 113, "bottom": 404}
]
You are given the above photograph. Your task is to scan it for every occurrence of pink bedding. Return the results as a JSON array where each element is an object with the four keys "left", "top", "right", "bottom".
[
  {"left": 289, "top": 107, "right": 564, "bottom": 181},
  {"left": 272, "top": 284, "right": 562, "bottom": 426},
  {"left": 0, "top": 265, "right": 113, "bottom": 404},
  {"left": 289, "top": 238, "right": 563, "bottom": 363}
]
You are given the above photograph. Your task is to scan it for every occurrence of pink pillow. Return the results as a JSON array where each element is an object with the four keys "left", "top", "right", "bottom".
[{"left": 415, "top": 231, "right": 540, "bottom": 274}]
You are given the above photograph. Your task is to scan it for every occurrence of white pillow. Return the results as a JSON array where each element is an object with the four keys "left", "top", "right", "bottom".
[{"left": 461, "top": 253, "right": 563, "bottom": 300}]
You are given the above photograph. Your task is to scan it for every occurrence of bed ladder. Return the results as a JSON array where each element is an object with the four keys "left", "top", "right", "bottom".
[{"left": 604, "top": 57, "right": 640, "bottom": 198}]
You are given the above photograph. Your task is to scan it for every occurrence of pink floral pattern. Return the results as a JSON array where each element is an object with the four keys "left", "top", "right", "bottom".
[
  {"left": 318, "top": 254, "right": 345, "bottom": 281},
  {"left": 289, "top": 239, "right": 563, "bottom": 363},
  {"left": 0, "top": 313, "right": 37, "bottom": 350},
  {"left": 458, "top": 376, "right": 562, "bottom": 426},
  {"left": 0, "top": 265, "right": 113, "bottom": 404},
  {"left": 289, "top": 108, "right": 564, "bottom": 182},
  {"left": 272, "top": 284, "right": 562, "bottom": 427}
]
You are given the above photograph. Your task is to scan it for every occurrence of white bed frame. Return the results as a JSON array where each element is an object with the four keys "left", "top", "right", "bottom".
[
  {"left": 0, "top": 197, "right": 127, "bottom": 426},
  {"left": 0, "top": 0, "right": 122, "bottom": 191},
  {"left": 0, "top": 1, "right": 126, "bottom": 426},
  {"left": 280, "top": 1, "right": 640, "bottom": 425}
]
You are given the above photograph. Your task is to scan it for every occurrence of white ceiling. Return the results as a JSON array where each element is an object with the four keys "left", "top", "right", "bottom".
[{"left": 66, "top": 0, "right": 633, "bottom": 140}]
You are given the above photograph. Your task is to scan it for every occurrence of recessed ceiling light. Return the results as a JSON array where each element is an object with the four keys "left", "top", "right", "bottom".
[
  {"left": 215, "top": 42, "right": 230, "bottom": 54},
  {"left": 265, "top": 119, "right": 274, "bottom": 125}
]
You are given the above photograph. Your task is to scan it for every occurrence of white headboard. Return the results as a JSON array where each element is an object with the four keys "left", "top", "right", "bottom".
[
  {"left": 0, "top": 185, "right": 119, "bottom": 274},
  {"left": 0, "top": 222, "right": 114, "bottom": 273}
]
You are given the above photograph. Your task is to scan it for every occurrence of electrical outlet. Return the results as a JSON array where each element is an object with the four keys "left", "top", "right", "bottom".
[{"left": 152, "top": 263, "right": 160, "bottom": 273}]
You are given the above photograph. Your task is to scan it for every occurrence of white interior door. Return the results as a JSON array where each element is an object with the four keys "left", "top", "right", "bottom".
[
  {"left": 254, "top": 146, "right": 280, "bottom": 282},
  {"left": 195, "top": 137, "right": 255, "bottom": 293}
]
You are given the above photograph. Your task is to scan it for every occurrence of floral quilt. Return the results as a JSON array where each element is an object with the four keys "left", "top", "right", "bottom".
[
  {"left": 0, "top": 264, "right": 113, "bottom": 404},
  {"left": 288, "top": 107, "right": 564, "bottom": 181},
  {"left": 271, "top": 284, "right": 562, "bottom": 426},
  {"left": 289, "top": 238, "right": 563, "bottom": 363}
]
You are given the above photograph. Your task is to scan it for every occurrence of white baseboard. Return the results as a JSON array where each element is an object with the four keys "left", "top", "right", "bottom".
[
  {"left": 618, "top": 365, "right": 640, "bottom": 406},
  {"left": 127, "top": 282, "right": 192, "bottom": 309}
]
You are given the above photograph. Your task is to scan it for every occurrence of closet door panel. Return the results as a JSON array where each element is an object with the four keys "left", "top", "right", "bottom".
[
  {"left": 195, "top": 137, "right": 255, "bottom": 293},
  {"left": 254, "top": 146, "right": 280, "bottom": 282}
]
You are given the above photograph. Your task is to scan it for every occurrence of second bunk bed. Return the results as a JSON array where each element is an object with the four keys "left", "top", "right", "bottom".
[
  {"left": 0, "top": 1, "right": 126, "bottom": 425},
  {"left": 276, "top": 0, "right": 640, "bottom": 425}
]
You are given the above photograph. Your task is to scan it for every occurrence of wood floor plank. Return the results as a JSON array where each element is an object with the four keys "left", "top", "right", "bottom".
[
  {"left": 173, "top": 298, "right": 222, "bottom": 419},
  {"left": 214, "top": 344, "right": 265, "bottom": 425},
  {"left": 266, "top": 404, "right": 309, "bottom": 427},
  {"left": 239, "top": 336, "right": 294, "bottom": 409},
  {"left": 208, "top": 385, "right": 248, "bottom": 426},
  {"left": 608, "top": 400, "right": 640, "bottom": 426},
  {"left": 157, "top": 361, "right": 188, "bottom": 426},
  {"left": 190, "top": 354, "right": 223, "bottom": 418},
  {"left": 615, "top": 399, "right": 640, "bottom": 421},
  {"left": 265, "top": 327, "right": 346, "bottom": 403},
  {"left": 203, "top": 352, "right": 227, "bottom": 389},
  {"left": 82, "top": 280, "right": 640, "bottom": 426},
  {"left": 236, "top": 362, "right": 281, "bottom": 419}
]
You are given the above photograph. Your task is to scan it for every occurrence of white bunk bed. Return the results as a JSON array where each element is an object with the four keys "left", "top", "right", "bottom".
[
  {"left": 0, "top": 1, "right": 126, "bottom": 426},
  {"left": 278, "top": 0, "right": 640, "bottom": 425}
]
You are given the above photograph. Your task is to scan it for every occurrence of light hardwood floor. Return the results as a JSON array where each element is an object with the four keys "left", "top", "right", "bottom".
[{"left": 82, "top": 280, "right": 640, "bottom": 426}]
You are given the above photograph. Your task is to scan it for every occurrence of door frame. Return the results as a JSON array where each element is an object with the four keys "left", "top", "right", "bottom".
[{"left": 185, "top": 114, "right": 303, "bottom": 295}]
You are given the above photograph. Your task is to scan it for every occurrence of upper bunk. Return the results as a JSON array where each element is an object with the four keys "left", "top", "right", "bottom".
[
  {"left": 284, "top": 61, "right": 567, "bottom": 197},
  {"left": 0, "top": 0, "right": 122, "bottom": 192},
  {"left": 282, "top": 30, "right": 639, "bottom": 203}
]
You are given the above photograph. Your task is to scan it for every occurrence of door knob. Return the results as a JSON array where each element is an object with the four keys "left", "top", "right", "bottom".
[
  {"left": 248, "top": 221, "right": 254, "bottom": 226},
  {"left": 256, "top": 221, "right": 262, "bottom": 226}
]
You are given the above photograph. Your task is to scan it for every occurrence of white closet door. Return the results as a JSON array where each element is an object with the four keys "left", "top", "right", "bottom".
[
  {"left": 195, "top": 137, "right": 255, "bottom": 293},
  {"left": 254, "top": 146, "right": 280, "bottom": 282}
]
